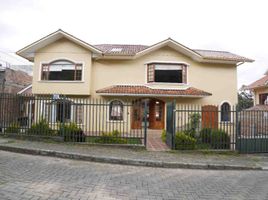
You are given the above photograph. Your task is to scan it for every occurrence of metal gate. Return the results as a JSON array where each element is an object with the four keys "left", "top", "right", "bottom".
[
  {"left": 165, "top": 101, "right": 175, "bottom": 149},
  {"left": 237, "top": 110, "right": 268, "bottom": 153}
]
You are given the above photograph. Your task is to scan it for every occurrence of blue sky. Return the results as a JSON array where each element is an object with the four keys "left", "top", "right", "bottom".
[{"left": 0, "top": 0, "right": 267, "bottom": 88}]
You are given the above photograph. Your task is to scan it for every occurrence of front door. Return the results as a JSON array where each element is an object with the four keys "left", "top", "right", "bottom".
[
  {"left": 131, "top": 99, "right": 165, "bottom": 129},
  {"left": 131, "top": 100, "right": 143, "bottom": 129},
  {"left": 149, "top": 99, "right": 165, "bottom": 129}
]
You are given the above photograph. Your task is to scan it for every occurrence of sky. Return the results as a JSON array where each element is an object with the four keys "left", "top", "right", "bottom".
[{"left": 0, "top": 0, "right": 267, "bottom": 88}]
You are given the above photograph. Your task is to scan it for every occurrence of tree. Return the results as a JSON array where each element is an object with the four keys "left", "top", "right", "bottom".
[{"left": 237, "top": 86, "right": 254, "bottom": 111}]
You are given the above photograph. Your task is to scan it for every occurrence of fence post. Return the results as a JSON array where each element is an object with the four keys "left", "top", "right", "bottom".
[
  {"left": 62, "top": 95, "right": 65, "bottom": 139},
  {"left": 144, "top": 100, "right": 148, "bottom": 148},
  {"left": 235, "top": 107, "right": 240, "bottom": 152},
  {"left": 172, "top": 100, "right": 176, "bottom": 150}
]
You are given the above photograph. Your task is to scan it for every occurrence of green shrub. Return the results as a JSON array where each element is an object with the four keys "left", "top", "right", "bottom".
[
  {"left": 175, "top": 131, "right": 196, "bottom": 150},
  {"left": 27, "top": 119, "right": 54, "bottom": 135},
  {"left": 200, "top": 128, "right": 230, "bottom": 149},
  {"left": 161, "top": 129, "right": 166, "bottom": 142},
  {"left": 185, "top": 113, "right": 201, "bottom": 138},
  {"left": 5, "top": 122, "right": 20, "bottom": 134},
  {"left": 58, "top": 122, "right": 85, "bottom": 142},
  {"left": 95, "top": 130, "right": 127, "bottom": 144}
]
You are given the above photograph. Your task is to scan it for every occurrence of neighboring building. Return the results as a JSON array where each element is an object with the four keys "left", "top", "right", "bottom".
[
  {"left": 16, "top": 29, "right": 253, "bottom": 130},
  {"left": 247, "top": 70, "right": 268, "bottom": 105},
  {"left": 0, "top": 67, "right": 32, "bottom": 94}
]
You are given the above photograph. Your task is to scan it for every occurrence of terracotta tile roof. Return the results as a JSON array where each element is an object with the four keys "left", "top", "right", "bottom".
[
  {"left": 96, "top": 85, "right": 212, "bottom": 97},
  {"left": 193, "top": 49, "right": 253, "bottom": 62},
  {"left": 93, "top": 44, "right": 253, "bottom": 62},
  {"left": 245, "top": 105, "right": 268, "bottom": 111},
  {"left": 94, "top": 44, "right": 148, "bottom": 56},
  {"left": 247, "top": 74, "right": 268, "bottom": 89}
]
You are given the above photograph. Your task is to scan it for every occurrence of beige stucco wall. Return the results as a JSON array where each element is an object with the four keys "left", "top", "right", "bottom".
[
  {"left": 32, "top": 38, "right": 238, "bottom": 104},
  {"left": 253, "top": 87, "right": 268, "bottom": 105},
  {"left": 32, "top": 38, "right": 92, "bottom": 95},
  {"left": 31, "top": 38, "right": 240, "bottom": 132},
  {"left": 91, "top": 46, "right": 238, "bottom": 105}
]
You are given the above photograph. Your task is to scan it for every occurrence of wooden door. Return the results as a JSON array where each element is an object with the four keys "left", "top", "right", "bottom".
[
  {"left": 149, "top": 99, "right": 165, "bottom": 129},
  {"left": 131, "top": 100, "right": 143, "bottom": 129},
  {"left": 201, "top": 105, "right": 218, "bottom": 129}
]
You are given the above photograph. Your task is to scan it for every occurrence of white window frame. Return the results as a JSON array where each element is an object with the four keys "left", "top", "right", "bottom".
[
  {"left": 107, "top": 99, "right": 125, "bottom": 122},
  {"left": 39, "top": 58, "right": 85, "bottom": 82},
  {"left": 144, "top": 61, "right": 189, "bottom": 85},
  {"left": 220, "top": 101, "right": 232, "bottom": 123}
]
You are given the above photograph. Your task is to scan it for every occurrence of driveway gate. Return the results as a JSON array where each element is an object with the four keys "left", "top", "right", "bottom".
[
  {"left": 165, "top": 104, "right": 268, "bottom": 153},
  {"left": 237, "top": 110, "right": 268, "bottom": 153}
]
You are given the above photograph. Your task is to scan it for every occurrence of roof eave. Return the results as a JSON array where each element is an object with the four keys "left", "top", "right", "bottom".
[
  {"left": 17, "top": 29, "right": 103, "bottom": 61},
  {"left": 247, "top": 85, "right": 268, "bottom": 90},
  {"left": 199, "top": 58, "right": 254, "bottom": 64},
  {"left": 96, "top": 92, "right": 211, "bottom": 98}
]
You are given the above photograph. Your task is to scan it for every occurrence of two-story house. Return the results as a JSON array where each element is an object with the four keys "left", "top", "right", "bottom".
[
  {"left": 247, "top": 70, "right": 268, "bottom": 106},
  {"left": 16, "top": 29, "right": 253, "bottom": 130}
]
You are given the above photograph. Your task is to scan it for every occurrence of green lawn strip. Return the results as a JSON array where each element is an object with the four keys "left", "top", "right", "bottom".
[{"left": 85, "top": 136, "right": 142, "bottom": 145}]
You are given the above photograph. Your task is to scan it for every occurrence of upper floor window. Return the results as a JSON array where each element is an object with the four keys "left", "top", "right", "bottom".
[
  {"left": 147, "top": 63, "right": 187, "bottom": 84},
  {"left": 41, "top": 60, "right": 82, "bottom": 81},
  {"left": 259, "top": 93, "right": 268, "bottom": 105}
]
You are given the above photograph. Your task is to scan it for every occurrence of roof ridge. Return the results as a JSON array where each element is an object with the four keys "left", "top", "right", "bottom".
[
  {"left": 94, "top": 44, "right": 149, "bottom": 47},
  {"left": 194, "top": 49, "right": 230, "bottom": 53}
]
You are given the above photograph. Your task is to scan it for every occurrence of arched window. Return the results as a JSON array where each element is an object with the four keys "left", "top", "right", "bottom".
[
  {"left": 41, "top": 60, "right": 82, "bottom": 81},
  {"left": 221, "top": 102, "right": 231, "bottom": 122},
  {"left": 109, "top": 100, "right": 123, "bottom": 121}
]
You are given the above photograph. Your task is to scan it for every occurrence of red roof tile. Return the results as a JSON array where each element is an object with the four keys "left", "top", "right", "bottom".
[
  {"left": 93, "top": 44, "right": 253, "bottom": 62},
  {"left": 94, "top": 44, "right": 148, "bottom": 56},
  {"left": 96, "top": 85, "right": 212, "bottom": 97},
  {"left": 246, "top": 105, "right": 268, "bottom": 111},
  {"left": 247, "top": 74, "right": 268, "bottom": 89}
]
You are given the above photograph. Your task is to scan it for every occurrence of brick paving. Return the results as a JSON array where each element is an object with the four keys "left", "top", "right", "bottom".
[
  {"left": 146, "top": 130, "right": 169, "bottom": 151},
  {"left": 0, "top": 151, "right": 268, "bottom": 200}
]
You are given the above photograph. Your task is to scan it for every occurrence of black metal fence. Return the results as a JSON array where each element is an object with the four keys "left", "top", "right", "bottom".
[
  {"left": 167, "top": 104, "right": 268, "bottom": 153},
  {"left": 237, "top": 108, "right": 268, "bottom": 153},
  {"left": 0, "top": 93, "right": 146, "bottom": 146}
]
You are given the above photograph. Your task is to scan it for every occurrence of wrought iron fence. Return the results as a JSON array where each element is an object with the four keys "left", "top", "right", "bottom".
[
  {"left": 0, "top": 93, "right": 146, "bottom": 146},
  {"left": 172, "top": 104, "right": 237, "bottom": 150},
  {"left": 168, "top": 104, "right": 268, "bottom": 153},
  {"left": 237, "top": 108, "right": 268, "bottom": 153}
]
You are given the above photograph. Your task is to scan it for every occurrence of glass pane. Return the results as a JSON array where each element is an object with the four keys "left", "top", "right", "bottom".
[
  {"left": 49, "top": 70, "right": 75, "bottom": 81},
  {"left": 155, "top": 70, "right": 182, "bottom": 83},
  {"left": 155, "top": 101, "right": 162, "bottom": 121}
]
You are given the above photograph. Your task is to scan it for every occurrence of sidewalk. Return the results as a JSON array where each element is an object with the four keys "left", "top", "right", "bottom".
[{"left": 0, "top": 138, "right": 268, "bottom": 170}]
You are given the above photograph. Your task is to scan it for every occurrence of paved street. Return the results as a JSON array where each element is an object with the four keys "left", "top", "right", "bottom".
[{"left": 0, "top": 151, "right": 268, "bottom": 200}]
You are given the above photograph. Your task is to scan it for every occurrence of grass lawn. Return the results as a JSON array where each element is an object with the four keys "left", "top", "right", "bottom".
[{"left": 86, "top": 136, "right": 142, "bottom": 145}]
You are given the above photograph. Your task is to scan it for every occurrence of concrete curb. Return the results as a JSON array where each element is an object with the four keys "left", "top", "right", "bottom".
[{"left": 0, "top": 144, "right": 264, "bottom": 171}]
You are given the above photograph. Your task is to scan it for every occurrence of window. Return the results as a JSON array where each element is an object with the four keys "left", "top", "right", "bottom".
[
  {"left": 259, "top": 93, "right": 268, "bottom": 105},
  {"left": 147, "top": 63, "right": 187, "bottom": 84},
  {"left": 56, "top": 100, "right": 72, "bottom": 123},
  {"left": 109, "top": 100, "right": 123, "bottom": 121},
  {"left": 41, "top": 60, "right": 82, "bottom": 81},
  {"left": 155, "top": 101, "right": 163, "bottom": 121},
  {"left": 221, "top": 102, "right": 231, "bottom": 122}
]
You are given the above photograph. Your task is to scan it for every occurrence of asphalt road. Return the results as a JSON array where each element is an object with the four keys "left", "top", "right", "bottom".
[{"left": 0, "top": 150, "right": 267, "bottom": 200}]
